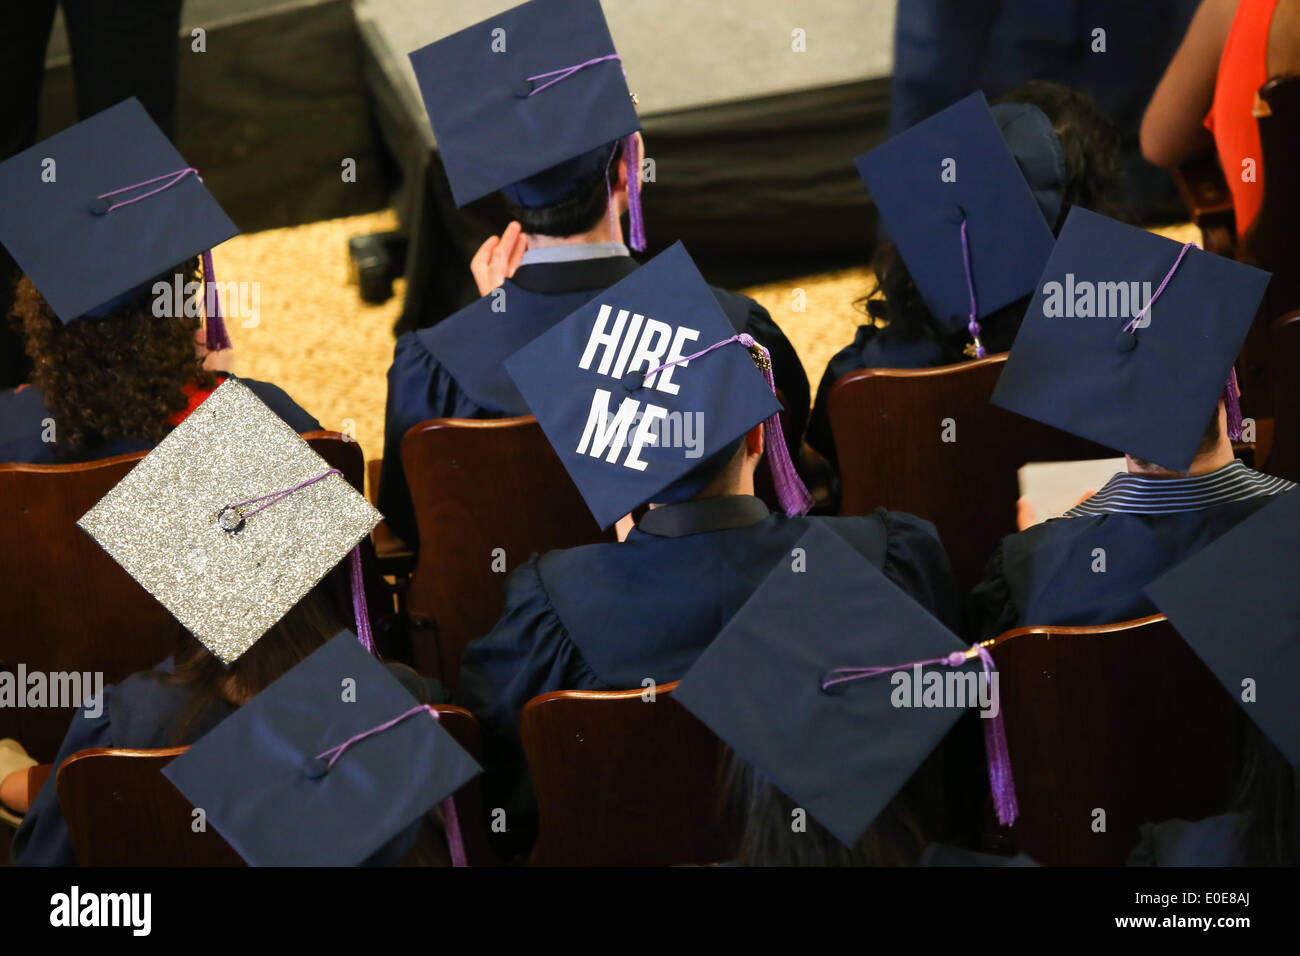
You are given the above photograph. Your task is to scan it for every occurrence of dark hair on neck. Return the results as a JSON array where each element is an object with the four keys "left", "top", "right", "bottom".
[
  {"left": 10, "top": 257, "right": 214, "bottom": 456},
  {"left": 863, "top": 81, "right": 1124, "bottom": 362},
  {"left": 1231, "top": 722, "right": 1298, "bottom": 866},
  {"left": 163, "top": 583, "right": 348, "bottom": 744},
  {"left": 718, "top": 746, "right": 931, "bottom": 866},
  {"left": 502, "top": 141, "right": 623, "bottom": 238}
]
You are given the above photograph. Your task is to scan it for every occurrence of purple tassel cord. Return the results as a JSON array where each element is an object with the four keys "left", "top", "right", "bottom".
[
  {"left": 823, "top": 645, "right": 1019, "bottom": 827},
  {"left": 739, "top": 335, "right": 813, "bottom": 516},
  {"left": 622, "top": 132, "right": 646, "bottom": 251},
  {"left": 1122, "top": 242, "right": 1242, "bottom": 439},
  {"left": 201, "top": 249, "right": 232, "bottom": 352},
  {"left": 315, "top": 705, "right": 467, "bottom": 866},
  {"left": 638, "top": 334, "right": 812, "bottom": 516},
  {"left": 1224, "top": 367, "right": 1245, "bottom": 442},
  {"left": 958, "top": 218, "right": 986, "bottom": 358},
  {"left": 523, "top": 53, "right": 645, "bottom": 251},
  {"left": 219, "top": 469, "right": 375, "bottom": 655},
  {"left": 93, "top": 166, "right": 230, "bottom": 352}
]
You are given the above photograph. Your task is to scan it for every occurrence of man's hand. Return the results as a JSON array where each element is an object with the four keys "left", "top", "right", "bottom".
[{"left": 470, "top": 221, "right": 527, "bottom": 296}]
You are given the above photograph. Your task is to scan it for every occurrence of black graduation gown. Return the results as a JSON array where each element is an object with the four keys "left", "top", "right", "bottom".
[
  {"left": 966, "top": 496, "right": 1281, "bottom": 643},
  {"left": 377, "top": 256, "right": 809, "bottom": 547},
  {"left": 456, "top": 495, "right": 960, "bottom": 850},
  {"left": 0, "top": 375, "right": 320, "bottom": 465}
]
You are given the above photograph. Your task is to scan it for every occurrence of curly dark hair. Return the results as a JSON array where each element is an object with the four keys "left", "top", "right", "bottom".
[{"left": 11, "top": 257, "right": 215, "bottom": 456}]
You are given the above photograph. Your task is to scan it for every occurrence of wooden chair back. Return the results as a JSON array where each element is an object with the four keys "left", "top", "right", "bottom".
[
  {"left": 827, "top": 355, "right": 1116, "bottom": 587},
  {"left": 988, "top": 615, "right": 1242, "bottom": 866},
  {"left": 401, "top": 416, "right": 613, "bottom": 689},
  {"left": 57, "top": 747, "right": 246, "bottom": 866},
  {"left": 0, "top": 451, "right": 175, "bottom": 763},
  {"left": 520, "top": 682, "right": 728, "bottom": 866},
  {"left": 1263, "top": 310, "right": 1300, "bottom": 481}
]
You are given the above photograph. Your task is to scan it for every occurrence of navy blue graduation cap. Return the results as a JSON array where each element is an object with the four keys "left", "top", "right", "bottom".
[
  {"left": 408, "top": 0, "right": 643, "bottom": 227},
  {"left": 855, "top": 91, "right": 1055, "bottom": 355},
  {"left": 992, "top": 207, "right": 1271, "bottom": 473},
  {"left": 504, "top": 242, "right": 810, "bottom": 529},
  {"left": 991, "top": 100, "right": 1066, "bottom": 231},
  {"left": 673, "top": 522, "right": 1017, "bottom": 848},
  {"left": 0, "top": 98, "right": 238, "bottom": 344},
  {"left": 1145, "top": 487, "right": 1300, "bottom": 766},
  {"left": 163, "top": 630, "right": 482, "bottom": 866}
]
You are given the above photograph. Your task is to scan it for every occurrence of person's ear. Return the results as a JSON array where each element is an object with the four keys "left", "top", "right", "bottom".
[{"left": 745, "top": 423, "right": 764, "bottom": 458}]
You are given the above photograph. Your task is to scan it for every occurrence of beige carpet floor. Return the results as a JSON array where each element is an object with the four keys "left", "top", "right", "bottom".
[{"left": 220, "top": 211, "right": 1201, "bottom": 491}]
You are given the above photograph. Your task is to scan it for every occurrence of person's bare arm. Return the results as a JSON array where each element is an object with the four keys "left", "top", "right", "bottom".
[
  {"left": 1140, "top": 0, "right": 1238, "bottom": 168},
  {"left": 1, "top": 767, "right": 31, "bottom": 814}
]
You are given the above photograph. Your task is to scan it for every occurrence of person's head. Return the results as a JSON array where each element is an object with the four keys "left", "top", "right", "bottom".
[
  {"left": 718, "top": 745, "right": 933, "bottom": 866},
  {"left": 993, "top": 80, "right": 1125, "bottom": 229},
  {"left": 865, "top": 82, "right": 1123, "bottom": 351},
  {"left": 167, "top": 582, "right": 347, "bottom": 743},
  {"left": 501, "top": 138, "right": 631, "bottom": 241},
  {"left": 10, "top": 257, "right": 213, "bottom": 455},
  {"left": 1126, "top": 399, "right": 1233, "bottom": 476},
  {"left": 1231, "top": 720, "right": 1299, "bottom": 866}
]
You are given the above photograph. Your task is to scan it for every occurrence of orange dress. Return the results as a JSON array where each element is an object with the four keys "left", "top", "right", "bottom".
[{"left": 1205, "top": 0, "right": 1280, "bottom": 235}]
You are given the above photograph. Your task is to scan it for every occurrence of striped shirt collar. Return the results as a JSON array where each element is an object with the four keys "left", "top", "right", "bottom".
[{"left": 1065, "top": 460, "right": 1294, "bottom": 517}]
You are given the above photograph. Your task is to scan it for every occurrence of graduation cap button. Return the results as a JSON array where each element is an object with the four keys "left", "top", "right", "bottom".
[
  {"left": 216, "top": 507, "right": 246, "bottom": 533},
  {"left": 943, "top": 204, "right": 966, "bottom": 226},
  {"left": 1114, "top": 330, "right": 1139, "bottom": 353},
  {"left": 512, "top": 78, "right": 535, "bottom": 98},
  {"left": 301, "top": 756, "right": 331, "bottom": 779},
  {"left": 88, "top": 197, "right": 112, "bottom": 216},
  {"left": 621, "top": 369, "right": 645, "bottom": 392}
]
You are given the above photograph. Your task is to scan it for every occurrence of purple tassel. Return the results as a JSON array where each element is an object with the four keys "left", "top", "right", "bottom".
[
  {"left": 349, "top": 544, "right": 376, "bottom": 656},
  {"left": 740, "top": 335, "right": 812, "bottom": 516},
  {"left": 623, "top": 133, "right": 646, "bottom": 252},
  {"left": 1224, "top": 367, "right": 1244, "bottom": 442},
  {"left": 983, "top": 709, "right": 1019, "bottom": 826},
  {"left": 958, "top": 219, "right": 987, "bottom": 358},
  {"left": 201, "top": 249, "right": 232, "bottom": 352},
  {"left": 974, "top": 646, "right": 1018, "bottom": 826}
]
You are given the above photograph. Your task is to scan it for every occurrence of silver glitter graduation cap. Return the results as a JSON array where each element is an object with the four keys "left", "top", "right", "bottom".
[{"left": 78, "top": 379, "right": 381, "bottom": 663}]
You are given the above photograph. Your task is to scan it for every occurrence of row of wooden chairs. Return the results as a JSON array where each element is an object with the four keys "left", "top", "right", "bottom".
[
  {"left": 43, "top": 614, "right": 1238, "bottom": 867},
  {"left": 6, "top": 347, "right": 1281, "bottom": 716}
]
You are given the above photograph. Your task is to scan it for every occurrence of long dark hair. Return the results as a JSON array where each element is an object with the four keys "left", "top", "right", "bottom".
[
  {"left": 863, "top": 81, "right": 1125, "bottom": 362},
  {"left": 1231, "top": 723, "right": 1299, "bottom": 866},
  {"left": 10, "top": 257, "right": 214, "bottom": 456},
  {"left": 164, "top": 583, "right": 347, "bottom": 744},
  {"left": 718, "top": 746, "right": 931, "bottom": 866}
]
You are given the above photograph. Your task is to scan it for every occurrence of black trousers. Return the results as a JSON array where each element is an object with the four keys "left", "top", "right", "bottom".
[{"left": 0, "top": 0, "right": 183, "bottom": 388}]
